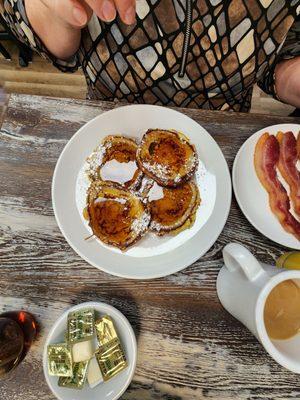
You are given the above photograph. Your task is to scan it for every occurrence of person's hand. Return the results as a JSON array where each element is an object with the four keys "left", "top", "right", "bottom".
[
  {"left": 24, "top": 0, "right": 136, "bottom": 59},
  {"left": 88, "top": 0, "right": 136, "bottom": 25},
  {"left": 275, "top": 57, "right": 300, "bottom": 109},
  {"left": 39, "top": 0, "right": 137, "bottom": 27}
]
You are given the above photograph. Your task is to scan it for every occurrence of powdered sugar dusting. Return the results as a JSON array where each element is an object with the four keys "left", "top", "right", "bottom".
[
  {"left": 143, "top": 162, "right": 170, "bottom": 179},
  {"left": 150, "top": 220, "right": 163, "bottom": 231},
  {"left": 138, "top": 176, "right": 154, "bottom": 198},
  {"left": 174, "top": 174, "right": 181, "bottom": 183},
  {"left": 187, "top": 154, "right": 198, "bottom": 170},
  {"left": 132, "top": 212, "right": 151, "bottom": 235},
  {"left": 143, "top": 154, "right": 197, "bottom": 184},
  {"left": 87, "top": 142, "right": 111, "bottom": 177},
  {"left": 94, "top": 197, "right": 127, "bottom": 205}
]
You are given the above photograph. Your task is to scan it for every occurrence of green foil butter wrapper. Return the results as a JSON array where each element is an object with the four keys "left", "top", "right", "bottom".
[
  {"left": 95, "top": 337, "right": 127, "bottom": 381},
  {"left": 67, "top": 308, "right": 95, "bottom": 344},
  {"left": 47, "top": 343, "right": 73, "bottom": 377},
  {"left": 58, "top": 361, "right": 89, "bottom": 389},
  {"left": 95, "top": 315, "right": 118, "bottom": 345}
]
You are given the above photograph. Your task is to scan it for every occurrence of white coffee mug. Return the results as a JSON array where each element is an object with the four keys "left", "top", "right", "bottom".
[{"left": 217, "top": 242, "right": 300, "bottom": 373}]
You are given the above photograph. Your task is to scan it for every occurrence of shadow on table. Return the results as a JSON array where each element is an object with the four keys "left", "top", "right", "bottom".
[{"left": 68, "top": 282, "right": 142, "bottom": 343}]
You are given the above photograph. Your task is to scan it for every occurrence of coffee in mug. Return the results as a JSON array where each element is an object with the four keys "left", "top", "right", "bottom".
[{"left": 264, "top": 279, "right": 300, "bottom": 340}]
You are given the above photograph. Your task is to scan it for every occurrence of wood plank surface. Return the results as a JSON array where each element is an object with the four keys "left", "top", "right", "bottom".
[{"left": 0, "top": 94, "right": 300, "bottom": 400}]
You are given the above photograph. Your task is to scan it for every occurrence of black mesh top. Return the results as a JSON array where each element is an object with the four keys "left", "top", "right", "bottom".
[{"left": 1, "top": 0, "right": 300, "bottom": 111}]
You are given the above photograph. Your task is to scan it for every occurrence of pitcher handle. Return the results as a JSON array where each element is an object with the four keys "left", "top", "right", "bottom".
[{"left": 223, "top": 243, "right": 265, "bottom": 281}]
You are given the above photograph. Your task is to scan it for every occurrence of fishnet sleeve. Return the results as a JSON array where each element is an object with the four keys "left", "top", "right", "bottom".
[
  {"left": 0, "top": 0, "right": 79, "bottom": 72},
  {"left": 257, "top": 14, "right": 300, "bottom": 99}
]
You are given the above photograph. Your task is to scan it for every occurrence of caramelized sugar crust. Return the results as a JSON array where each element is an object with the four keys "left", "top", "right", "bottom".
[
  {"left": 149, "top": 181, "right": 200, "bottom": 235},
  {"left": 137, "top": 129, "right": 198, "bottom": 187},
  {"left": 102, "top": 136, "right": 137, "bottom": 164},
  {"left": 87, "top": 181, "right": 150, "bottom": 250}
]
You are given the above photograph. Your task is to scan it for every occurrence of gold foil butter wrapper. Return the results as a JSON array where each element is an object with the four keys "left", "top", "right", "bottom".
[
  {"left": 67, "top": 308, "right": 95, "bottom": 344},
  {"left": 95, "top": 337, "right": 127, "bottom": 381},
  {"left": 47, "top": 343, "right": 73, "bottom": 377},
  {"left": 58, "top": 361, "right": 89, "bottom": 389},
  {"left": 95, "top": 315, "right": 118, "bottom": 345}
]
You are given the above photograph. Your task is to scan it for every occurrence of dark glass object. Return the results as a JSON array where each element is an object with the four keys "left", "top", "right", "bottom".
[{"left": 0, "top": 311, "right": 37, "bottom": 377}]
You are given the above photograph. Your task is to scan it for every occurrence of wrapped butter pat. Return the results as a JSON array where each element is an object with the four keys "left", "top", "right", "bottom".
[
  {"left": 72, "top": 340, "right": 94, "bottom": 362},
  {"left": 87, "top": 357, "right": 104, "bottom": 388}
]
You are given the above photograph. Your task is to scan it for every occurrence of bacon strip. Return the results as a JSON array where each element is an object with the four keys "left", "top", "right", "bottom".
[
  {"left": 254, "top": 132, "right": 300, "bottom": 240},
  {"left": 277, "top": 131, "right": 300, "bottom": 216},
  {"left": 297, "top": 131, "right": 300, "bottom": 160}
]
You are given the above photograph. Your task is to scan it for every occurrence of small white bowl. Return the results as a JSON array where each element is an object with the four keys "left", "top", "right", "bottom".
[{"left": 43, "top": 302, "right": 137, "bottom": 400}]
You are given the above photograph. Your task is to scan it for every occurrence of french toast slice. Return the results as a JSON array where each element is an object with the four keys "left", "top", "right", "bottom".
[
  {"left": 87, "top": 181, "right": 150, "bottom": 250},
  {"left": 136, "top": 129, "right": 198, "bottom": 187},
  {"left": 148, "top": 181, "right": 200, "bottom": 236},
  {"left": 87, "top": 135, "right": 143, "bottom": 189}
]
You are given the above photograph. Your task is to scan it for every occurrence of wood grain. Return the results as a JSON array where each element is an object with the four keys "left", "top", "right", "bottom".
[{"left": 1, "top": 94, "right": 300, "bottom": 399}]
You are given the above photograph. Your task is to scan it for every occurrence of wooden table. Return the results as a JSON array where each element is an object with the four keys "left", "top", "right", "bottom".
[{"left": 1, "top": 93, "right": 300, "bottom": 400}]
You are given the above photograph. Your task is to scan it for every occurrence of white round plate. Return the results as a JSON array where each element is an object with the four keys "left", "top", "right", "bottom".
[
  {"left": 233, "top": 123, "right": 300, "bottom": 249},
  {"left": 52, "top": 105, "right": 231, "bottom": 279},
  {"left": 43, "top": 302, "right": 137, "bottom": 400}
]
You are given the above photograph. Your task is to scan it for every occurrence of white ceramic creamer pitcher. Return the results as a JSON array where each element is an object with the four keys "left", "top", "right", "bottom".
[{"left": 217, "top": 242, "right": 300, "bottom": 373}]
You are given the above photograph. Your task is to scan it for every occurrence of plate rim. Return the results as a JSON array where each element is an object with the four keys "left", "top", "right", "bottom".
[
  {"left": 232, "top": 123, "right": 300, "bottom": 249},
  {"left": 42, "top": 301, "right": 137, "bottom": 400},
  {"left": 52, "top": 104, "right": 232, "bottom": 279}
]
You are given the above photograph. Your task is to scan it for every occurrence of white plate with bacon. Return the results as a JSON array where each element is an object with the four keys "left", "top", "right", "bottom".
[{"left": 233, "top": 124, "right": 300, "bottom": 249}]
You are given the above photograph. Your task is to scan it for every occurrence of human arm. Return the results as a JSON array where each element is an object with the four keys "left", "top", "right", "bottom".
[
  {"left": 0, "top": 0, "right": 136, "bottom": 71},
  {"left": 258, "top": 15, "right": 300, "bottom": 108},
  {"left": 275, "top": 57, "right": 300, "bottom": 108}
]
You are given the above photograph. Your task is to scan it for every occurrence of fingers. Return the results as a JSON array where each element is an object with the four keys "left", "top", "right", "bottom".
[
  {"left": 42, "top": 0, "right": 92, "bottom": 28},
  {"left": 84, "top": 0, "right": 116, "bottom": 22},
  {"left": 114, "top": 0, "right": 136, "bottom": 25},
  {"left": 45, "top": 0, "right": 136, "bottom": 26},
  {"left": 84, "top": 0, "right": 136, "bottom": 24},
  {"left": 76, "top": 0, "right": 93, "bottom": 24}
]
